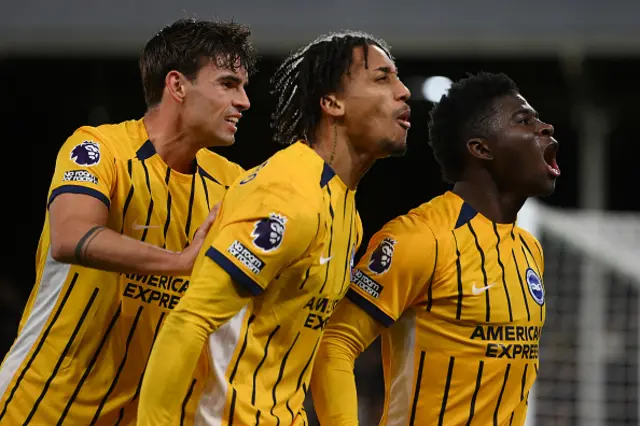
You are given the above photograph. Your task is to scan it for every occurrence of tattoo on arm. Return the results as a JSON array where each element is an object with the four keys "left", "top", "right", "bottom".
[{"left": 75, "top": 225, "right": 107, "bottom": 265}]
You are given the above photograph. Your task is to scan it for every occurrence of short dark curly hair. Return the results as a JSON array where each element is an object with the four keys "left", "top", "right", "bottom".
[
  {"left": 270, "top": 31, "right": 392, "bottom": 145},
  {"left": 140, "top": 18, "right": 257, "bottom": 108},
  {"left": 428, "top": 72, "right": 519, "bottom": 183}
]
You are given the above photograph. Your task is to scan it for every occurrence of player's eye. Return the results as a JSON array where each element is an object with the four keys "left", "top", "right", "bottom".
[
  {"left": 219, "top": 79, "right": 238, "bottom": 89},
  {"left": 376, "top": 75, "right": 389, "bottom": 82}
]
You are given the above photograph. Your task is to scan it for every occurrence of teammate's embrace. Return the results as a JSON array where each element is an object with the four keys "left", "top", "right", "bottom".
[
  {"left": 0, "top": 19, "right": 254, "bottom": 425},
  {"left": 312, "top": 72, "right": 559, "bottom": 425},
  {"left": 138, "top": 31, "right": 411, "bottom": 425}
]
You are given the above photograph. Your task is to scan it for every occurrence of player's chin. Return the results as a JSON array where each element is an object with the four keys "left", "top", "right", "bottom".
[
  {"left": 533, "top": 177, "right": 557, "bottom": 197},
  {"left": 213, "top": 133, "right": 236, "bottom": 147},
  {"left": 383, "top": 138, "right": 408, "bottom": 158}
]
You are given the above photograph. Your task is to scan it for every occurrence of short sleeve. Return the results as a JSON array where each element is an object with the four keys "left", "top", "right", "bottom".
[
  {"left": 347, "top": 216, "right": 437, "bottom": 327},
  {"left": 204, "top": 181, "right": 318, "bottom": 297},
  {"left": 48, "top": 128, "right": 116, "bottom": 209}
]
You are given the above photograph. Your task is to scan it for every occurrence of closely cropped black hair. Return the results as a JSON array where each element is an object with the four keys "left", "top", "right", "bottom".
[
  {"left": 270, "top": 30, "right": 392, "bottom": 145},
  {"left": 428, "top": 72, "right": 519, "bottom": 183},
  {"left": 140, "top": 18, "right": 257, "bottom": 108}
]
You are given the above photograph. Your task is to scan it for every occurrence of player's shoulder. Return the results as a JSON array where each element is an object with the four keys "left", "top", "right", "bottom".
[
  {"left": 370, "top": 192, "right": 474, "bottom": 251},
  {"left": 514, "top": 226, "right": 538, "bottom": 244},
  {"left": 514, "top": 225, "right": 544, "bottom": 260},
  {"left": 379, "top": 208, "right": 431, "bottom": 237},
  {"left": 405, "top": 191, "right": 512, "bottom": 239},
  {"left": 384, "top": 192, "right": 460, "bottom": 236},
  {"left": 232, "top": 142, "right": 327, "bottom": 204},
  {"left": 197, "top": 149, "right": 245, "bottom": 186},
  {"left": 64, "top": 119, "right": 147, "bottom": 159},
  {"left": 361, "top": 202, "right": 438, "bottom": 278},
  {"left": 372, "top": 205, "right": 437, "bottom": 253},
  {"left": 261, "top": 142, "right": 324, "bottom": 182}
]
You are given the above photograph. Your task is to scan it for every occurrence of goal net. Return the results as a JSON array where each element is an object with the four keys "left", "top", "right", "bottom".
[{"left": 520, "top": 199, "right": 640, "bottom": 426}]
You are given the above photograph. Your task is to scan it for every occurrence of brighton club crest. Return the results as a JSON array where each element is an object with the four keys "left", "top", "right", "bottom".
[
  {"left": 70, "top": 140, "right": 101, "bottom": 166},
  {"left": 526, "top": 268, "right": 545, "bottom": 305},
  {"left": 251, "top": 213, "right": 287, "bottom": 253},
  {"left": 368, "top": 237, "right": 397, "bottom": 275}
]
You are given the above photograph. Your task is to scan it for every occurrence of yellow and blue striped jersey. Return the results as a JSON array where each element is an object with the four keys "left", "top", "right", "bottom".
[
  {"left": 348, "top": 191, "right": 545, "bottom": 425},
  {"left": 139, "top": 142, "right": 362, "bottom": 425},
  {"left": 0, "top": 119, "right": 243, "bottom": 425}
]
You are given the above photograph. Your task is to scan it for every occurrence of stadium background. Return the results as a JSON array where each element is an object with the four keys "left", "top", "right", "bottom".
[{"left": 2, "top": 0, "right": 640, "bottom": 424}]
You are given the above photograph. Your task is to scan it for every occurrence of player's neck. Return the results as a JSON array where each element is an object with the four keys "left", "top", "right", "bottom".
[
  {"left": 143, "top": 110, "right": 200, "bottom": 174},
  {"left": 453, "top": 176, "right": 526, "bottom": 224},
  {"left": 311, "top": 127, "right": 375, "bottom": 190}
]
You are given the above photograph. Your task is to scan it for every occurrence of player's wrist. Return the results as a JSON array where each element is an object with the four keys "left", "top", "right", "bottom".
[{"left": 171, "top": 248, "right": 197, "bottom": 275}]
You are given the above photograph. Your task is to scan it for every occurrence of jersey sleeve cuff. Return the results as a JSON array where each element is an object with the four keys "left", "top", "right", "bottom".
[
  {"left": 205, "top": 247, "right": 265, "bottom": 296},
  {"left": 346, "top": 288, "right": 395, "bottom": 327},
  {"left": 48, "top": 185, "right": 111, "bottom": 209}
]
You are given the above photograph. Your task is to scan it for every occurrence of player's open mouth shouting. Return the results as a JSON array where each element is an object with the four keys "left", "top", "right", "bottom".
[{"left": 542, "top": 139, "right": 560, "bottom": 178}]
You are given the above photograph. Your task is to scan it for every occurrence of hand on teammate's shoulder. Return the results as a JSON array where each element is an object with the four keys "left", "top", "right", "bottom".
[{"left": 174, "top": 203, "right": 220, "bottom": 274}]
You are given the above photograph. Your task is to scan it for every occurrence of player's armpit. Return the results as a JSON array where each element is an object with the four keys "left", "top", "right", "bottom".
[
  {"left": 138, "top": 258, "right": 251, "bottom": 425},
  {"left": 311, "top": 298, "right": 384, "bottom": 426}
]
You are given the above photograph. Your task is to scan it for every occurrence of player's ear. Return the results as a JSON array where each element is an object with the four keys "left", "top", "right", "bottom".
[
  {"left": 165, "top": 70, "right": 188, "bottom": 103},
  {"left": 467, "top": 138, "right": 494, "bottom": 161},
  {"left": 320, "top": 93, "right": 345, "bottom": 118}
]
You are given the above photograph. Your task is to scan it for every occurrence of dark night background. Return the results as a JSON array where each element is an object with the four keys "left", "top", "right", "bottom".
[
  {"left": 1, "top": 52, "right": 639, "bottom": 425},
  {"left": 1, "top": 54, "right": 639, "bottom": 355}
]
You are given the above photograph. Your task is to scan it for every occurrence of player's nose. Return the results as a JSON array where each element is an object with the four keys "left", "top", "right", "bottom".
[
  {"left": 538, "top": 121, "right": 554, "bottom": 138},
  {"left": 396, "top": 80, "right": 411, "bottom": 102},
  {"left": 234, "top": 88, "right": 251, "bottom": 111}
]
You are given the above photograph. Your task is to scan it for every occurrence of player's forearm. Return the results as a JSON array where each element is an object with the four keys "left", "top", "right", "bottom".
[
  {"left": 311, "top": 299, "right": 385, "bottom": 425},
  {"left": 138, "top": 311, "right": 209, "bottom": 425},
  {"left": 137, "top": 261, "right": 251, "bottom": 424},
  {"left": 311, "top": 337, "right": 360, "bottom": 426},
  {"left": 51, "top": 224, "right": 188, "bottom": 275}
]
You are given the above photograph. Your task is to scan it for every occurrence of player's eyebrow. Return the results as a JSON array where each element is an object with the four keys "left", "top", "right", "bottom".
[
  {"left": 217, "top": 73, "right": 247, "bottom": 86},
  {"left": 374, "top": 66, "right": 397, "bottom": 74},
  {"left": 512, "top": 108, "right": 539, "bottom": 119}
]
